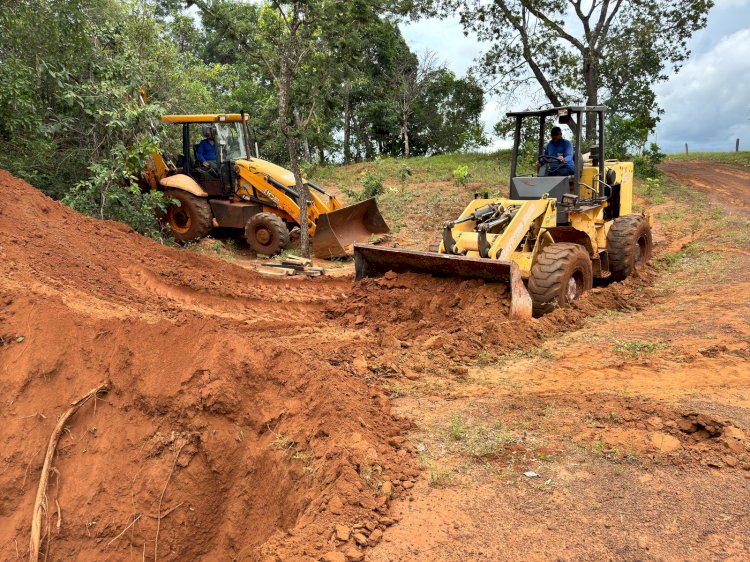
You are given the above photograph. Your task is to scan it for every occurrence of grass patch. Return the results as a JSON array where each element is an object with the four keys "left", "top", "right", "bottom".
[
  {"left": 612, "top": 339, "right": 667, "bottom": 358},
  {"left": 666, "top": 151, "right": 750, "bottom": 166},
  {"left": 311, "top": 151, "right": 512, "bottom": 191},
  {"left": 443, "top": 415, "right": 519, "bottom": 459}
]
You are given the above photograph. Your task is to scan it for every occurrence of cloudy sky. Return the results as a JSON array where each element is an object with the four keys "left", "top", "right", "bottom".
[{"left": 400, "top": 0, "right": 750, "bottom": 153}]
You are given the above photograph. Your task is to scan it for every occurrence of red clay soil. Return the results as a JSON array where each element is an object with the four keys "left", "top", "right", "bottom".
[
  {"left": 0, "top": 170, "right": 418, "bottom": 561},
  {"left": 0, "top": 168, "right": 708, "bottom": 561}
]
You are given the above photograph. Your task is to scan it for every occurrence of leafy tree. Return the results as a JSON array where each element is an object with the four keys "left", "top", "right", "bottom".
[
  {"left": 0, "top": 0, "right": 196, "bottom": 235},
  {"left": 427, "top": 0, "right": 712, "bottom": 146}
]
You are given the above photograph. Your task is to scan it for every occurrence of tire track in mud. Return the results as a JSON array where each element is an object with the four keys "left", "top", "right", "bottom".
[{"left": 119, "top": 264, "right": 350, "bottom": 325}]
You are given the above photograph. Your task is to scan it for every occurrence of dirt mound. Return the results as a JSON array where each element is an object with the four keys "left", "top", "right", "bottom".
[
  {"left": 325, "top": 268, "right": 654, "bottom": 383},
  {"left": 0, "top": 170, "right": 416, "bottom": 561}
]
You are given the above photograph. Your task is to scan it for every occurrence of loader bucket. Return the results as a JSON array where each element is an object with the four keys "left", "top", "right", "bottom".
[
  {"left": 313, "top": 198, "right": 390, "bottom": 259},
  {"left": 353, "top": 244, "right": 533, "bottom": 320}
]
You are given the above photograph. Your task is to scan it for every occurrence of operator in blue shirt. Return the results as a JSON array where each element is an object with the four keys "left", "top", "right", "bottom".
[
  {"left": 196, "top": 126, "right": 217, "bottom": 168},
  {"left": 536, "top": 126, "right": 574, "bottom": 176}
]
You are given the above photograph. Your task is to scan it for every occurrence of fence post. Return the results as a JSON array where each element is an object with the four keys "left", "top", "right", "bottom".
[
  {"left": 685, "top": 143, "right": 689, "bottom": 156},
  {"left": 737, "top": 138, "right": 740, "bottom": 152}
]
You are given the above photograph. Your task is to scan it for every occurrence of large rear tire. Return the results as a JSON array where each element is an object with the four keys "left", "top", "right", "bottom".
[
  {"left": 528, "top": 243, "right": 593, "bottom": 317},
  {"left": 245, "top": 212, "right": 290, "bottom": 256},
  {"left": 607, "top": 215, "right": 652, "bottom": 281},
  {"left": 163, "top": 189, "right": 213, "bottom": 243}
]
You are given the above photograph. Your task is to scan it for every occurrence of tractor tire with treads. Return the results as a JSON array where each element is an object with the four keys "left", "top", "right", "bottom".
[
  {"left": 245, "top": 212, "right": 290, "bottom": 256},
  {"left": 163, "top": 189, "right": 213, "bottom": 243},
  {"left": 607, "top": 214, "right": 653, "bottom": 281},
  {"left": 528, "top": 243, "right": 593, "bottom": 317}
]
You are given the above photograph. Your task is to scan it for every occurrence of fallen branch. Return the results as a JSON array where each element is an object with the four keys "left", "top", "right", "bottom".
[
  {"left": 154, "top": 442, "right": 186, "bottom": 562},
  {"left": 29, "top": 381, "right": 110, "bottom": 562}
]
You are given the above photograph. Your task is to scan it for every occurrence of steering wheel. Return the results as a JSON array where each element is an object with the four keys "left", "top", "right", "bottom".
[{"left": 538, "top": 155, "right": 563, "bottom": 165}]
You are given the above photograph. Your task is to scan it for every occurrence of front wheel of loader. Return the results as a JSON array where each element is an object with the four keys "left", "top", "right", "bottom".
[
  {"left": 163, "top": 189, "right": 213, "bottom": 243},
  {"left": 607, "top": 215, "right": 653, "bottom": 281},
  {"left": 528, "top": 243, "right": 593, "bottom": 317},
  {"left": 245, "top": 212, "right": 289, "bottom": 256}
]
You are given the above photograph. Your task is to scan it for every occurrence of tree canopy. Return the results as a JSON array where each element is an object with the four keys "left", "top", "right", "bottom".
[
  {"left": 0, "top": 0, "right": 486, "bottom": 236},
  {"left": 426, "top": 0, "right": 712, "bottom": 155}
]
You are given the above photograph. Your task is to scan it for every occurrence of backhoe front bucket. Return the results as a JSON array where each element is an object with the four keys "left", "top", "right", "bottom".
[
  {"left": 353, "top": 244, "right": 533, "bottom": 320},
  {"left": 313, "top": 198, "right": 390, "bottom": 259}
]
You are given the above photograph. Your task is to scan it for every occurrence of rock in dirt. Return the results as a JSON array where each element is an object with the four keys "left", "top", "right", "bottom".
[
  {"left": 335, "top": 525, "right": 351, "bottom": 541},
  {"left": 321, "top": 552, "right": 346, "bottom": 562},
  {"left": 352, "top": 532, "right": 369, "bottom": 546},
  {"left": 342, "top": 545, "right": 364, "bottom": 561},
  {"left": 369, "top": 528, "right": 383, "bottom": 544},
  {"left": 649, "top": 432, "right": 681, "bottom": 453},
  {"left": 724, "top": 426, "right": 746, "bottom": 441},
  {"left": 328, "top": 495, "right": 345, "bottom": 515},
  {"left": 381, "top": 481, "right": 393, "bottom": 496}
]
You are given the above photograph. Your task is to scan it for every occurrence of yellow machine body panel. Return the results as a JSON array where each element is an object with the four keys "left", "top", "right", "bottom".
[{"left": 439, "top": 197, "right": 557, "bottom": 279}]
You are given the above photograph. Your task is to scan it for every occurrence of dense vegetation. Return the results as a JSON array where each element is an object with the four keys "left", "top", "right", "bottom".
[{"left": 0, "top": 0, "right": 713, "bottom": 238}]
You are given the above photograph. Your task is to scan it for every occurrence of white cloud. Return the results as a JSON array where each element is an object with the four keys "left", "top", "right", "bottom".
[{"left": 654, "top": 28, "right": 750, "bottom": 152}]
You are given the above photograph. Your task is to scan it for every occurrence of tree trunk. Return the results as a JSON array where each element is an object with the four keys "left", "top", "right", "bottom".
[
  {"left": 343, "top": 80, "right": 352, "bottom": 164},
  {"left": 402, "top": 111, "right": 410, "bottom": 158},
  {"left": 293, "top": 107, "right": 311, "bottom": 161},
  {"left": 279, "top": 43, "right": 311, "bottom": 257}
]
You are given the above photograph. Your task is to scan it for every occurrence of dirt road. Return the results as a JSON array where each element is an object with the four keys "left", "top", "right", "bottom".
[{"left": 661, "top": 160, "right": 750, "bottom": 208}]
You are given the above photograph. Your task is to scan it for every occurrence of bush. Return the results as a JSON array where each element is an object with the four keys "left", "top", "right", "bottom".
[
  {"left": 344, "top": 169, "right": 385, "bottom": 201},
  {"left": 634, "top": 143, "right": 665, "bottom": 179},
  {"left": 398, "top": 164, "right": 413, "bottom": 191},
  {"left": 453, "top": 164, "right": 471, "bottom": 186}
]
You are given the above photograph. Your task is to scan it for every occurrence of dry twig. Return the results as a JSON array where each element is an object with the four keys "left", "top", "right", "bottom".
[
  {"left": 28, "top": 381, "right": 110, "bottom": 562},
  {"left": 106, "top": 514, "right": 142, "bottom": 547},
  {"left": 153, "top": 442, "right": 186, "bottom": 562}
]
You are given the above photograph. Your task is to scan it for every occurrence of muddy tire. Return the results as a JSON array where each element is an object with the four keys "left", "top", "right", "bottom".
[
  {"left": 528, "top": 243, "right": 593, "bottom": 317},
  {"left": 163, "top": 189, "right": 213, "bottom": 243},
  {"left": 607, "top": 215, "right": 653, "bottom": 281},
  {"left": 245, "top": 212, "right": 289, "bottom": 256}
]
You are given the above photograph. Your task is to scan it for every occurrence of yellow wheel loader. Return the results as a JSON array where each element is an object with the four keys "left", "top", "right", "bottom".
[
  {"left": 354, "top": 106, "right": 652, "bottom": 318},
  {"left": 142, "top": 113, "right": 388, "bottom": 258}
]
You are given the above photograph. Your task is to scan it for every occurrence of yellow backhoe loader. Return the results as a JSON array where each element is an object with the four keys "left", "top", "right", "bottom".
[
  {"left": 142, "top": 113, "right": 388, "bottom": 258},
  {"left": 354, "top": 106, "right": 652, "bottom": 318}
]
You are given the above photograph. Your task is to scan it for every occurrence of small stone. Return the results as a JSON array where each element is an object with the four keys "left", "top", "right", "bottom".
[
  {"left": 352, "top": 533, "right": 368, "bottom": 546},
  {"left": 365, "top": 520, "right": 377, "bottom": 532},
  {"left": 342, "top": 545, "right": 364, "bottom": 562},
  {"left": 378, "top": 516, "right": 397, "bottom": 526},
  {"left": 646, "top": 416, "right": 663, "bottom": 430},
  {"left": 649, "top": 432, "right": 681, "bottom": 453},
  {"left": 328, "top": 496, "right": 344, "bottom": 515},
  {"left": 354, "top": 315, "right": 365, "bottom": 325},
  {"left": 335, "top": 525, "right": 351, "bottom": 541},
  {"left": 369, "top": 528, "right": 383, "bottom": 544},
  {"left": 724, "top": 437, "right": 746, "bottom": 455},
  {"left": 524, "top": 471, "right": 539, "bottom": 478},
  {"left": 449, "top": 365, "right": 469, "bottom": 377},
  {"left": 322, "top": 552, "right": 345, "bottom": 562},
  {"left": 380, "top": 481, "right": 393, "bottom": 496},
  {"left": 723, "top": 455, "right": 738, "bottom": 467},
  {"left": 401, "top": 480, "right": 414, "bottom": 489},
  {"left": 724, "top": 426, "right": 746, "bottom": 441},
  {"left": 352, "top": 356, "right": 368, "bottom": 373}
]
